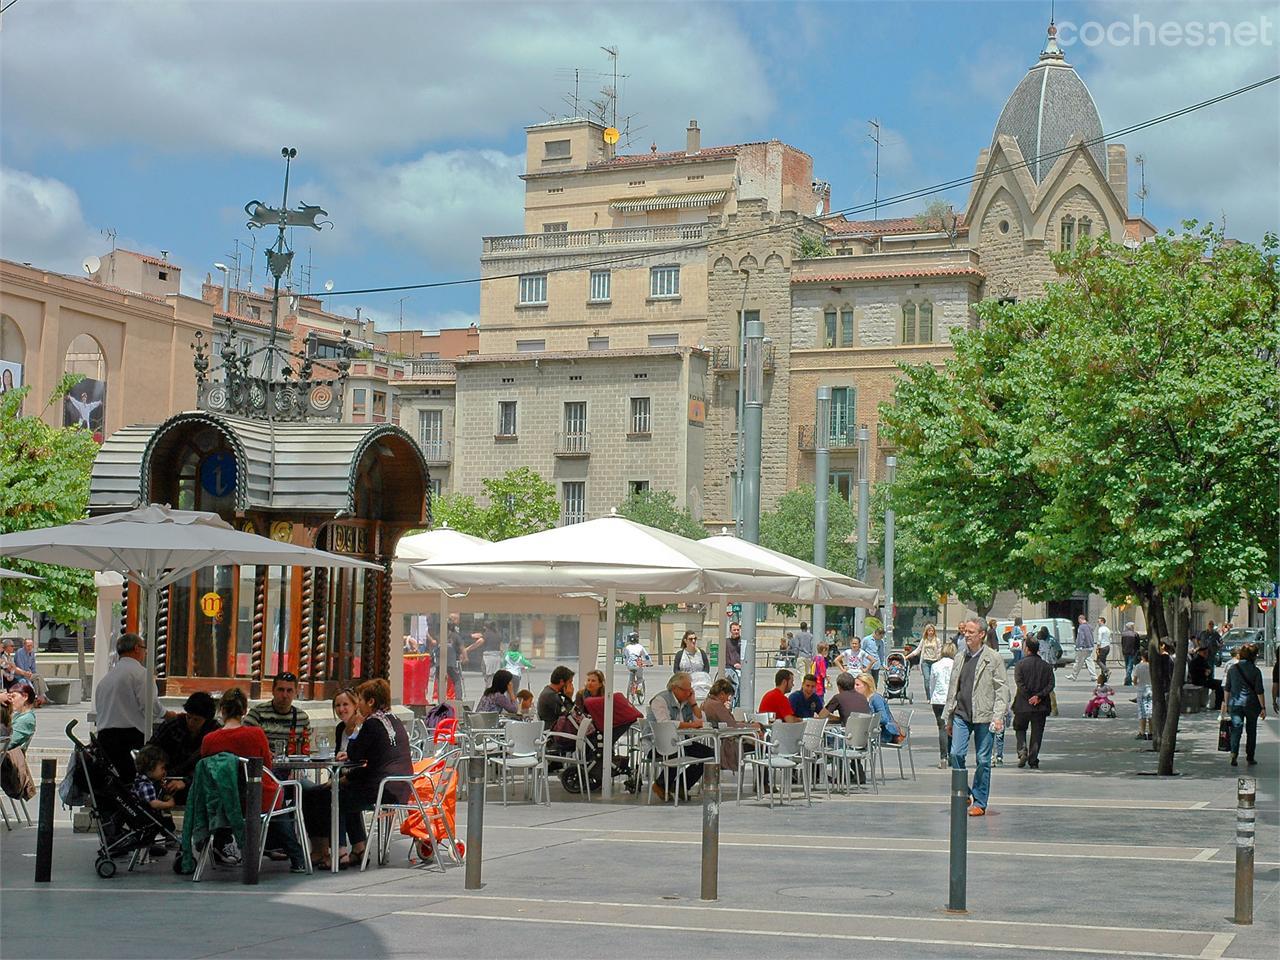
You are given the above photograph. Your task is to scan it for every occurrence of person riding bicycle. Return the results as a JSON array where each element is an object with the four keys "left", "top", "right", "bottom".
[{"left": 622, "top": 632, "right": 652, "bottom": 700}]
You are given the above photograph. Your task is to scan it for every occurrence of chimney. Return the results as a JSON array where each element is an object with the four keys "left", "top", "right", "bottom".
[{"left": 686, "top": 119, "right": 700, "bottom": 156}]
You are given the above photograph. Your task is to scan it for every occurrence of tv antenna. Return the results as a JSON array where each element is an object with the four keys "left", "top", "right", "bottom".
[
  {"left": 1134, "top": 153, "right": 1148, "bottom": 217},
  {"left": 868, "top": 119, "right": 882, "bottom": 221},
  {"left": 100, "top": 227, "right": 118, "bottom": 283}
]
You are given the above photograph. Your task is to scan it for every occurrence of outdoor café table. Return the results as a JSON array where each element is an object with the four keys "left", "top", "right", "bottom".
[{"left": 273, "top": 756, "right": 358, "bottom": 874}]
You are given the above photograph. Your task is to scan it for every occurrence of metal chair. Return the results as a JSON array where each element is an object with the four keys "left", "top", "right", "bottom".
[
  {"left": 818, "top": 713, "right": 877, "bottom": 795},
  {"left": 876, "top": 708, "right": 916, "bottom": 781},
  {"left": 646, "top": 720, "right": 703, "bottom": 807},
  {"left": 546, "top": 719, "right": 595, "bottom": 801},
  {"left": 739, "top": 720, "right": 810, "bottom": 807},
  {"left": 487, "top": 720, "right": 549, "bottom": 806},
  {"left": 799, "top": 717, "right": 829, "bottom": 791},
  {"left": 194, "top": 763, "right": 310, "bottom": 881},
  {"left": 361, "top": 748, "right": 464, "bottom": 873}
]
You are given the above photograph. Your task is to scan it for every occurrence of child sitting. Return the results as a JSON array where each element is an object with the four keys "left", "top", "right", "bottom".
[
  {"left": 516, "top": 689, "right": 535, "bottom": 717},
  {"left": 1084, "top": 674, "right": 1117, "bottom": 718},
  {"left": 132, "top": 745, "right": 177, "bottom": 848}
]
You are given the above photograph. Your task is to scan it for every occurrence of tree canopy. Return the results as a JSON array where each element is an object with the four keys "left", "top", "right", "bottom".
[
  {"left": 0, "top": 375, "right": 100, "bottom": 630},
  {"left": 615, "top": 489, "right": 706, "bottom": 631},
  {"left": 431, "top": 466, "right": 559, "bottom": 541},
  {"left": 881, "top": 223, "right": 1280, "bottom": 772}
]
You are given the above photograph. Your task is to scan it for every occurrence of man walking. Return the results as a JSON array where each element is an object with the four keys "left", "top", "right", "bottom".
[
  {"left": 985, "top": 618, "right": 999, "bottom": 651},
  {"left": 724, "top": 620, "right": 743, "bottom": 708},
  {"left": 1094, "top": 617, "right": 1112, "bottom": 675},
  {"left": 791, "top": 622, "right": 816, "bottom": 665},
  {"left": 864, "top": 626, "right": 888, "bottom": 686},
  {"left": 1012, "top": 636, "right": 1055, "bottom": 769},
  {"left": 1069, "top": 615, "right": 1095, "bottom": 681},
  {"left": 93, "top": 633, "right": 176, "bottom": 778},
  {"left": 1120, "top": 622, "right": 1140, "bottom": 685},
  {"left": 943, "top": 618, "right": 1009, "bottom": 816}
]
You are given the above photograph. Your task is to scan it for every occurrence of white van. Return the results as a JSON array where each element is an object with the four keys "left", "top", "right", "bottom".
[{"left": 993, "top": 618, "right": 1072, "bottom": 667}]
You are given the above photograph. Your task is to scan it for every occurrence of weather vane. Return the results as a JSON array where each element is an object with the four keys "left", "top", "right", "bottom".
[{"left": 191, "top": 147, "right": 351, "bottom": 423}]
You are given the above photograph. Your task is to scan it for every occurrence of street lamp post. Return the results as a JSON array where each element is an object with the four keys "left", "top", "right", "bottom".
[
  {"left": 885, "top": 455, "right": 896, "bottom": 646},
  {"left": 739, "top": 318, "right": 766, "bottom": 711},
  {"left": 814, "top": 387, "right": 832, "bottom": 643},
  {"left": 213, "top": 263, "right": 231, "bottom": 313},
  {"left": 854, "top": 423, "right": 870, "bottom": 639}
]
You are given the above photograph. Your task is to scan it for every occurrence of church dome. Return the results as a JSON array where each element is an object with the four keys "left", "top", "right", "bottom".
[{"left": 991, "top": 23, "right": 1107, "bottom": 182}]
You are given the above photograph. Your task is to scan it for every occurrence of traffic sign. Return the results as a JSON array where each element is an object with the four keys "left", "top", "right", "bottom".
[
  {"left": 200, "top": 591, "right": 223, "bottom": 619},
  {"left": 729, "top": 603, "right": 742, "bottom": 615},
  {"left": 1259, "top": 598, "right": 1273, "bottom": 613}
]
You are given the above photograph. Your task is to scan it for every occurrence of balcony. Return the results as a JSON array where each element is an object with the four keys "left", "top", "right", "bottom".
[
  {"left": 710, "top": 343, "right": 776, "bottom": 374},
  {"left": 419, "top": 439, "right": 452, "bottom": 465},
  {"left": 403, "top": 358, "right": 456, "bottom": 381},
  {"left": 797, "top": 424, "right": 863, "bottom": 451},
  {"left": 483, "top": 223, "right": 707, "bottom": 256},
  {"left": 554, "top": 431, "right": 591, "bottom": 457}
]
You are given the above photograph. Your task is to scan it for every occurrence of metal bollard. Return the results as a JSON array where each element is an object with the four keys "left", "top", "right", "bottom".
[
  {"left": 35, "top": 758, "right": 57, "bottom": 883},
  {"left": 242, "top": 757, "right": 263, "bottom": 886},
  {"left": 700, "top": 762, "right": 720, "bottom": 901},
  {"left": 465, "top": 754, "right": 485, "bottom": 890},
  {"left": 1234, "top": 777, "right": 1255, "bottom": 925},
  {"left": 946, "top": 766, "right": 968, "bottom": 912}
]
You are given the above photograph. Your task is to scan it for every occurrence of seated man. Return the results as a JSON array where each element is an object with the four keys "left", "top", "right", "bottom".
[
  {"left": 245, "top": 672, "right": 311, "bottom": 756},
  {"left": 13, "top": 638, "right": 48, "bottom": 703},
  {"left": 820, "top": 671, "right": 871, "bottom": 724},
  {"left": 758, "top": 669, "right": 801, "bottom": 721},
  {"left": 147, "top": 691, "right": 219, "bottom": 803},
  {"left": 537, "top": 665, "right": 575, "bottom": 728},
  {"left": 645, "top": 673, "right": 712, "bottom": 802},
  {"left": 787, "top": 674, "right": 823, "bottom": 719},
  {"left": 1187, "top": 644, "right": 1224, "bottom": 710}
]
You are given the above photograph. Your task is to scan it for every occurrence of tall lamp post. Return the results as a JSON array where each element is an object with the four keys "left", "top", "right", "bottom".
[
  {"left": 739, "top": 318, "right": 766, "bottom": 711},
  {"left": 813, "top": 387, "right": 832, "bottom": 643},
  {"left": 854, "top": 422, "right": 870, "bottom": 640},
  {"left": 213, "top": 262, "right": 231, "bottom": 313},
  {"left": 884, "top": 455, "right": 896, "bottom": 646}
]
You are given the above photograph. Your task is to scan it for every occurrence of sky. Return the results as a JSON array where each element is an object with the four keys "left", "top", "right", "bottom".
[{"left": 1, "top": 0, "right": 1277, "bottom": 333}]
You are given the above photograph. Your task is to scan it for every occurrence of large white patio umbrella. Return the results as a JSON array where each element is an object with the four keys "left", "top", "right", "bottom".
[
  {"left": 393, "top": 525, "right": 492, "bottom": 702},
  {"left": 702, "top": 534, "right": 879, "bottom": 609},
  {"left": 410, "top": 514, "right": 808, "bottom": 796},
  {"left": 0, "top": 504, "right": 380, "bottom": 729}
]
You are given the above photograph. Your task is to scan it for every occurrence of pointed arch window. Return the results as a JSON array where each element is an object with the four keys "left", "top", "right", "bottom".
[
  {"left": 1060, "top": 215, "right": 1076, "bottom": 250},
  {"left": 918, "top": 301, "right": 934, "bottom": 343},
  {"left": 1078, "top": 216, "right": 1092, "bottom": 239},
  {"left": 901, "top": 302, "right": 918, "bottom": 344}
]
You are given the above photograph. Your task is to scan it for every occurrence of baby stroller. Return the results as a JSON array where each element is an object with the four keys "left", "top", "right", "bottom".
[
  {"left": 65, "top": 720, "right": 179, "bottom": 878},
  {"left": 884, "top": 652, "right": 911, "bottom": 702},
  {"left": 558, "top": 694, "right": 644, "bottom": 795}
]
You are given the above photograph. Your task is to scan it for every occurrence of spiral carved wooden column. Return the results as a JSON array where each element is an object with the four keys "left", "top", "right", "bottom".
[
  {"left": 376, "top": 559, "right": 393, "bottom": 680},
  {"left": 250, "top": 566, "right": 267, "bottom": 693},
  {"left": 360, "top": 567, "right": 376, "bottom": 681},
  {"left": 119, "top": 584, "right": 130, "bottom": 639},
  {"left": 154, "top": 586, "right": 170, "bottom": 679},
  {"left": 299, "top": 567, "right": 314, "bottom": 691},
  {"left": 312, "top": 568, "right": 329, "bottom": 688}
]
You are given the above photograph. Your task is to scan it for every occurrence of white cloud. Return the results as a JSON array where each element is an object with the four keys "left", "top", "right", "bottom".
[
  {"left": 0, "top": 2, "right": 773, "bottom": 162},
  {"left": 1068, "top": 0, "right": 1279, "bottom": 241},
  {"left": 0, "top": 166, "right": 101, "bottom": 273},
  {"left": 334, "top": 149, "right": 524, "bottom": 273}
]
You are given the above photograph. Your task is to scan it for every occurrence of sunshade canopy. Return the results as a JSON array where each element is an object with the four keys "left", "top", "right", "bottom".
[{"left": 702, "top": 534, "right": 879, "bottom": 610}]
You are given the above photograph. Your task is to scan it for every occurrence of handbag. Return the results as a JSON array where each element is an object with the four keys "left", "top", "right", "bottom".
[{"left": 1217, "top": 716, "right": 1232, "bottom": 752}]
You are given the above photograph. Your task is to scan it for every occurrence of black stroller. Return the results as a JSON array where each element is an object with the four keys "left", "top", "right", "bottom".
[
  {"left": 883, "top": 652, "right": 912, "bottom": 702},
  {"left": 65, "top": 720, "right": 179, "bottom": 878},
  {"left": 556, "top": 694, "right": 643, "bottom": 795}
]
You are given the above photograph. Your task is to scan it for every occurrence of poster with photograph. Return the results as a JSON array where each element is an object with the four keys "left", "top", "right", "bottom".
[
  {"left": 0, "top": 360, "right": 22, "bottom": 397},
  {"left": 63, "top": 376, "right": 106, "bottom": 441}
]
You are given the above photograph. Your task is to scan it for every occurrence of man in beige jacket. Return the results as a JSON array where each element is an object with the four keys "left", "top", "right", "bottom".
[{"left": 943, "top": 617, "right": 1010, "bottom": 816}]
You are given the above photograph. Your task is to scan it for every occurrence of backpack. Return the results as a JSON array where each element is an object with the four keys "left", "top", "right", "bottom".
[{"left": 422, "top": 702, "right": 455, "bottom": 734}]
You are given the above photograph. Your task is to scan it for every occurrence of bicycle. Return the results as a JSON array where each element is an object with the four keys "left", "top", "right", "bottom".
[{"left": 627, "top": 666, "right": 647, "bottom": 705}]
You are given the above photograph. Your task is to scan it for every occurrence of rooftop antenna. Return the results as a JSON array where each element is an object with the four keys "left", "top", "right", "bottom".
[
  {"left": 1134, "top": 153, "right": 1148, "bottom": 217},
  {"left": 868, "top": 119, "right": 882, "bottom": 221},
  {"left": 101, "top": 227, "right": 118, "bottom": 284},
  {"left": 600, "top": 45, "right": 619, "bottom": 129}
]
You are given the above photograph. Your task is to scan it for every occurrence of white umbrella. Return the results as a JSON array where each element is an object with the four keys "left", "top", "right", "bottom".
[
  {"left": 0, "top": 504, "right": 380, "bottom": 729},
  {"left": 393, "top": 526, "right": 492, "bottom": 702},
  {"left": 702, "top": 534, "right": 879, "bottom": 609},
  {"left": 410, "top": 514, "right": 806, "bottom": 796}
]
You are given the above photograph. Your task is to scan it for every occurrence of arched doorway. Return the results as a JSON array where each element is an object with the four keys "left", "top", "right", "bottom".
[
  {"left": 63, "top": 332, "right": 107, "bottom": 440},
  {"left": 0, "top": 315, "right": 25, "bottom": 401}
]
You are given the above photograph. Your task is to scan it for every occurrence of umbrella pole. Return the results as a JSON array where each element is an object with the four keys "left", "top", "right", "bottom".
[
  {"left": 144, "top": 581, "right": 159, "bottom": 735},
  {"left": 438, "top": 591, "right": 449, "bottom": 706},
  {"left": 602, "top": 587, "right": 616, "bottom": 800}
]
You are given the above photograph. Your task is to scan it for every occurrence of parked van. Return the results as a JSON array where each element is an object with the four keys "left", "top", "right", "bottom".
[{"left": 993, "top": 618, "right": 1072, "bottom": 668}]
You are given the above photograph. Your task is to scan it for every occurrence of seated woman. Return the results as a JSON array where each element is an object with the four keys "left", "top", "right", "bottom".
[
  {"left": 700, "top": 678, "right": 757, "bottom": 773},
  {"left": 198, "top": 687, "right": 306, "bottom": 872},
  {"left": 855, "top": 672, "right": 903, "bottom": 743},
  {"left": 303, "top": 678, "right": 411, "bottom": 870},
  {"left": 5, "top": 683, "right": 37, "bottom": 751},
  {"left": 332, "top": 688, "right": 362, "bottom": 755},
  {"left": 475, "top": 669, "right": 520, "bottom": 714},
  {"left": 573, "top": 669, "right": 606, "bottom": 711}
]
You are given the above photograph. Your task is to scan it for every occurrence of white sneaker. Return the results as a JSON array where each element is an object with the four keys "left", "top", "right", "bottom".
[{"left": 213, "top": 838, "right": 243, "bottom": 866}]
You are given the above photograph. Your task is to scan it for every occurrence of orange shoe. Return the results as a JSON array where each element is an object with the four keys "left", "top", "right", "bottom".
[{"left": 968, "top": 805, "right": 986, "bottom": 817}]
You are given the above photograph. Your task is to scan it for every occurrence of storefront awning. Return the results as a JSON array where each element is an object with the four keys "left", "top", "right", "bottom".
[{"left": 609, "top": 190, "right": 727, "bottom": 214}]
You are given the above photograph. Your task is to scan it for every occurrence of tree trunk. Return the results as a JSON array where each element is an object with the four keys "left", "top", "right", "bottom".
[
  {"left": 1143, "top": 591, "right": 1169, "bottom": 753},
  {"left": 1157, "top": 587, "right": 1192, "bottom": 776}
]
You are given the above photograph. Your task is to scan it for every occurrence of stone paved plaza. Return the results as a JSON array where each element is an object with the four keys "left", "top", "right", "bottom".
[{"left": 2, "top": 671, "right": 1276, "bottom": 960}]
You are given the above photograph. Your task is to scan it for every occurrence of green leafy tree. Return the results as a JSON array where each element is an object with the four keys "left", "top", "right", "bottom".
[
  {"left": 882, "top": 223, "right": 1280, "bottom": 774},
  {"left": 0, "top": 376, "right": 99, "bottom": 630},
  {"left": 758, "top": 484, "right": 861, "bottom": 625},
  {"left": 431, "top": 467, "right": 559, "bottom": 542},
  {"left": 615, "top": 489, "right": 707, "bottom": 655}
]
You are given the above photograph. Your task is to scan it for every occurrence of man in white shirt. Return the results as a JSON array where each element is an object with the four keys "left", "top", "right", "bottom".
[
  {"left": 1094, "top": 617, "right": 1112, "bottom": 675},
  {"left": 94, "top": 633, "right": 176, "bottom": 778}
]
